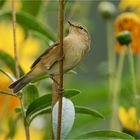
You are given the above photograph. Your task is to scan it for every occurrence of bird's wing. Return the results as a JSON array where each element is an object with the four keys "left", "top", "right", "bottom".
[{"left": 30, "top": 43, "right": 60, "bottom": 69}]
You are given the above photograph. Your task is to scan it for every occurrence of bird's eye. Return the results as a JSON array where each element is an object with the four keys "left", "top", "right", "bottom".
[{"left": 79, "top": 26, "right": 83, "bottom": 30}]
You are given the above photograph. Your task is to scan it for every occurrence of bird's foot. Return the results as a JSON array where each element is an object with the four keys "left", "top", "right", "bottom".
[{"left": 58, "top": 55, "right": 64, "bottom": 61}]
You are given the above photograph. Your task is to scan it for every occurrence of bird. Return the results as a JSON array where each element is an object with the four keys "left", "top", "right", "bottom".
[{"left": 9, "top": 21, "right": 91, "bottom": 93}]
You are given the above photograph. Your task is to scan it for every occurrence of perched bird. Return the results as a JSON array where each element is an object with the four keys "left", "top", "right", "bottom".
[{"left": 9, "top": 21, "right": 91, "bottom": 93}]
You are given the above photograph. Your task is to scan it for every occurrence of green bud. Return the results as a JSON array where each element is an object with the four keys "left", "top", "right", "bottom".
[
  {"left": 116, "top": 31, "right": 132, "bottom": 45},
  {"left": 98, "top": 2, "right": 117, "bottom": 19}
]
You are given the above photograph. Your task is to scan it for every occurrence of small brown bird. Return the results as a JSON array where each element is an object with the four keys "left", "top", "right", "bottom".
[{"left": 9, "top": 21, "right": 91, "bottom": 93}]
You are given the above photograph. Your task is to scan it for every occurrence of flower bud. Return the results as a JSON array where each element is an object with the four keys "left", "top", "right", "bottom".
[
  {"left": 98, "top": 1, "right": 117, "bottom": 19},
  {"left": 116, "top": 31, "right": 132, "bottom": 45}
]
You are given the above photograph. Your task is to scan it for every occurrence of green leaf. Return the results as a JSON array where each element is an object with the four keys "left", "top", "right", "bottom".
[
  {"left": 75, "top": 130, "right": 135, "bottom": 140},
  {"left": 23, "top": 84, "right": 39, "bottom": 106},
  {"left": 75, "top": 105, "right": 104, "bottom": 119},
  {"left": 0, "top": 12, "right": 56, "bottom": 41},
  {"left": 7, "top": 117, "right": 17, "bottom": 139},
  {"left": 66, "top": 70, "right": 77, "bottom": 75},
  {"left": 25, "top": 89, "right": 81, "bottom": 125},
  {"left": 0, "top": 68, "right": 16, "bottom": 82},
  {"left": 31, "top": 74, "right": 49, "bottom": 83},
  {"left": 26, "top": 105, "right": 104, "bottom": 126},
  {"left": 21, "top": 0, "right": 42, "bottom": 16},
  {"left": 14, "top": 107, "right": 22, "bottom": 113},
  {"left": 0, "top": 50, "right": 24, "bottom": 76},
  {"left": 0, "top": 0, "right": 5, "bottom": 8},
  {"left": 0, "top": 90, "right": 17, "bottom": 97}
]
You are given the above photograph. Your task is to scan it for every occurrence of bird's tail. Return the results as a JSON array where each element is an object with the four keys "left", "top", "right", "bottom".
[{"left": 9, "top": 74, "right": 32, "bottom": 93}]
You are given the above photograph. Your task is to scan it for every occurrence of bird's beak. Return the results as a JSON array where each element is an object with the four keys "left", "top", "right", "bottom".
[{"left": 67, "top": 20, "right": 74, "bottom": 26}]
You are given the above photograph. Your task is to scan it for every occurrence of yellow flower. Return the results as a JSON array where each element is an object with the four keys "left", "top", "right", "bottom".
[
  {"left": 119, "top": 106, "right": 140, "bottom": 132},
  {"left": 119, "top": 0, "right": 140, "bottom": 15},
  {"left": 0, "top": 120, "right": 44, "bottom": 140},
  {"left": 0, "top": 21, "right": 43, "bottom": 138},
  {"left": 115, "top": 12, "right": 140, "bottom": 54}
]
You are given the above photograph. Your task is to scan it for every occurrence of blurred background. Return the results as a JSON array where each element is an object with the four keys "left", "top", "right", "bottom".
[{"left": 0, "top": 0, "right": 140, "bottom": 139}]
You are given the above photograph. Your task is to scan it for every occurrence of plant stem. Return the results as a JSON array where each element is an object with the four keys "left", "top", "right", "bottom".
[
  {"left": 57, "top": 0, "right": 65, "bottom": 139},
  {"left": 12, "top": 0, "right": 30, "bottom": 140},
  {"left": 106, "top": 20, "right": 116, "bottom": 97},
  {"left": 136, "top": 54, "right": 140, "bottom": 95},
  {"left": 19, "top": 95, "right": 30, "bottom": 140},
  {"left": 128, "top": 45, "right": 137, "bottom": 97},
  {"left": 12, "top": 0, "right": 19, "bottom": 78},
  {"left": 50, "top": 75, "right": 59, "bottom": 139},
  {"left": 111, "top": 49, "right": 125, "bottom": 130}
]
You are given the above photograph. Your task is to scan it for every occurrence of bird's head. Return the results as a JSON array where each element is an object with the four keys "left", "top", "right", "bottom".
[{"left": 67, "top": 20, "right": 89, "bottom": 38}]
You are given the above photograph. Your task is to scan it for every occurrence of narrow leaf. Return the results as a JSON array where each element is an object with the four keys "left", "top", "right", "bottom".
[
  {"left": 0, "top": 50, "right": 24, "bottom": 76},
  {"left": 0, "top": 68, "right": 16, "bottom": 82},
  {"left": 23, "top": 84, "right": 39, "bottom": 106},
  {"left": 66, "top": 70, "right": 77, "bottom": 75},
  {"left": 0, "top": 12, "right": 56, "bottom": 41},
  {"left": 0, "top": 0, "right": 5, "bottom": 8},
  {"left": 75, "top": 130, "right": 135, "bottom": 140},
  {"left": 31, "top": 74, "right": 49, "bottom": 83},
  {"left": 25, "top": 104, "right": 104, "bottom": 125},
  {"left": 21, "top": 0, "right": 42, "bottom": 16},
  {"left": 75, "top": 105, "right": 104, "bottom": 119},
  {"left": 0, "top": 90, "right": 17, "bottom": 97},
  {"left": 25, "top": 89, "right": 80, "bottom": 125}
]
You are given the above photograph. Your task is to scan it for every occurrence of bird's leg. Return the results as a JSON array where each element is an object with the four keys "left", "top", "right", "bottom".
[
  {"left": 50, "top": 75, "right": 60, "bottom": 87},
  {"left": 50, "top": 75, "right": 64, "bottom": 94}
]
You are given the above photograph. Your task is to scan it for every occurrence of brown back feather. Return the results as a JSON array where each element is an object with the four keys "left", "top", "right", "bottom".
[{"left": 31, "top": 43, "right": 59, "bottom": 69}]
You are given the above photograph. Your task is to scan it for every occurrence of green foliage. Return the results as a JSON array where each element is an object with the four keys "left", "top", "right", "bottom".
[
  {"left": 0, "top": 12, "right": 56, "bottom": 41},
  {"left": 0, "top": 90, "right": 16, "bottom": 97},
  {"left": 0, "top": 0, "right": 5, "bottom": 8},
  {"left": 31, "top": 74, "right": 49, "bottom": 83},
  {"left": 25, "top": 89, "right": 81, "bottom": 125},
  {"left": 23, "top": 84, "right": 39, "bottom": 106},
  {"left": 0, "top": 50, "right": 24, "bottom": 76},
  {"left": 6, "top": 117, "right": 18, "bottom": 139},
  {"left": 75, "top": 130, "right": 135, "bottom": 140},
  {"left": 21, "top": 0, "right": 42, "bottom": 16},
  {"left": 75, "top": 105, "right": 104, "bottom": 119}
]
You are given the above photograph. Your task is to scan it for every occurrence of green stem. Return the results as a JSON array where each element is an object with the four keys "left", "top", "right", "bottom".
[
  {"left": 128, "top": 46, "right": 137, "bottom": 97},
  {"left": 11, "top": 0, "right": 30, "bottom": 139},
  {"left": 0, "top": 90, "right": 17, "bottom": 97},
  {"left": 111, "top": 49, "right": 125, "bottom": 130},
  {"left": 19, "top": 95, "right": 30, "bottom": 140},
  {"left": 136, "top": 54, "right": 140, "bottom": 95},
  {"left": 106, "top": 20, "right": 116, "bottom": 96}
]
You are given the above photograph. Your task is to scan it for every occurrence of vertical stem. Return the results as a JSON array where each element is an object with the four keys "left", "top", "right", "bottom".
[
  {"left": 136, "top": 54, "right": 140, "bottom": 95},
  {"left": 19, "top": 96, "right": 30, "bottom": 140},
  {"left": 50, "top": 75, "right": 59, "bottom": 139},
  {"left": 111, "top": 49, "right": 125, "bottom": 130},
  {"left": 106, "top": 20, "right": 116, "bottom": 96},
  {"left": 57, "top": 0, "right": 65, "bottom": 139},
  {"left": 12, "top": 0, "right": 19, "bottom": 78},
  {"left": 12, "top": 0, "right": 30, "bottom": 140},
  {"left": 128, "top": 46, "right": 137, "bottom": 97}
]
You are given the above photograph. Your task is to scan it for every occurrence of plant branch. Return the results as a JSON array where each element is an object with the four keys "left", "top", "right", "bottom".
[
  {"left": 57, "top": 0, "right": 65, "bottom": 139},
  {"left": 111, "top": 48, "right": 125, "bottom": 130},
  {"left": 128, "top": 45, "right": 137, "bottom": 97},
  {"left": 12, "top": 0, "right": 30, "bottom": 140},
  {"left": 106, "top": 20, "right": 116, "bottom": 96},
  {"left": 50, "top": 75, "right": 59, "bottom": 139},
  {"left": 12, "top": 0, "right": 19, "bottom": 79}
]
